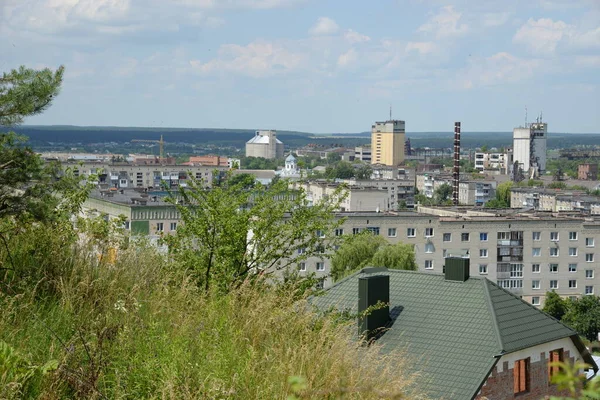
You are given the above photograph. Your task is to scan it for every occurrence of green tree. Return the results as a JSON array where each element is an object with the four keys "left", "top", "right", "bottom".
[
  {"left": 326, "top": 152, "right": 341, "bottom": 164},
  {"left": 355, "top": 164, "right": 372, "bottom": 180},
  {"left": 480, "top": 145, "right": 488, "bottom": 152},
  {"left": 434, "top": 183, "right": 452, "bottom": 204},
  {"left": 163, "top": 175, "right": 345, "bottom": 292},
  {"left": 543, "top": 291, "right": 568, "bottom": 321},
  {"left": 227, "top": 172, "right": 256, "bottom": 189},
  {"left": 330, "top": 233, "right": 386, "bottom": 281},
  {"left": 548, "top": 181, "right": 567, "bottom": 190},
  {"left": 371, "top": 242, "right": 417, "bottom": 271},
  {"left": 486, "top": 181, "right": 513, "bottom": 208},
  {"left": 326, "top": 161, "right": 355, "bottom": 179},
  {"left": 562, "top": 295, "right": 600, "bottom": 342}
]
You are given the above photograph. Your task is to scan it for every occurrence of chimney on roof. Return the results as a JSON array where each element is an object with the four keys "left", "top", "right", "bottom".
[
  {"left": 444, "top": 257, "right": 470, "bottom": 282},
  {"left": 358, "top": 274, "right": 390, "bottom": 341}
]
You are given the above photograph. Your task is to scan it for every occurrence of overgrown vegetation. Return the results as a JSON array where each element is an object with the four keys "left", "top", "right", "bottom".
[
  {"left": 543, "top": 291, "right": 600, "bottom": 342},
  {"left": 0, "top": 65, "right": 422, "bottom": 399}
]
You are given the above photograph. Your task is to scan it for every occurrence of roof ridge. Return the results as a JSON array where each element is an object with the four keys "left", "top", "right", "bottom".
[
  {"left": 485, "top": 279, "right": 578, "bottom": 336},
  {"left": 482, "top": 278, "right": 505, "bottom": 354}
]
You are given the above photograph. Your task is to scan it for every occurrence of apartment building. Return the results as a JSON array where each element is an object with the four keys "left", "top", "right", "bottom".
[
  {"left": 416, "top": 173, "right": 496, "bottom": 205},
  {"left": 511, "top": 187, "right": 600, "bottom": 214},
  {"left": 354, "top": 146, "right": 372, "bottom": 163},
  {"left": 474, "top": 150, "right": 513, "bottom": 174},
  {"left": 371, "top": 120, "right": 405, "bottom": 166},
  {"left": 295, "top": 207, "right": 600, "bottom": 307},
  {"left": 66, "top": 161, "right": 228, "bottom": 189}
]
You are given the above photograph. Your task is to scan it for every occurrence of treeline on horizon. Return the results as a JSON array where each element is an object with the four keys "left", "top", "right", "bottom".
[{"left": 14, "top": 125, "right": 600, "bottom": 150}]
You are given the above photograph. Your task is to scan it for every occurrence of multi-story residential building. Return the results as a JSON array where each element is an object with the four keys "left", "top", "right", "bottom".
[
  {"left": 511, "top": 187, "right": 600, "bottom": 214},
  {"left": 513, "top": 121, "right": 547, "bottom": 176},
  {"left": 245, "top": 130, "right": 284, "bottom": 159},
  {"left": 578, "top": 163, "right": 598, "bottom": 180},
  {"left": 65, "top": 161, "right": 228, "bottom": 189},
  {"left": 474, "top": 150, "right": 513, "bottom": 174},
  {"left": 458, "top": 181, "right": 497, "bottom": 206},
  {"left": 371, "top": 120, "right": 405, "bottom": 166},
  {"left": 295, "top": 207, "right": 600, "bottom": 307},
  {"left": 354, "top": 146, "right": 372, "bottom": 163}
]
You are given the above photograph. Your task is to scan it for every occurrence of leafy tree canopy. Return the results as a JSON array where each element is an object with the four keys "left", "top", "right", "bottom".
[{"left": 542, "top": 291, "right": 568, "bottom": 321}]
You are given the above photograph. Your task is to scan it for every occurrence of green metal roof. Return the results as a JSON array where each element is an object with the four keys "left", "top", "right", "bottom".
[{"left": 310, "top": 269, "right": 582, "bottom": 400}]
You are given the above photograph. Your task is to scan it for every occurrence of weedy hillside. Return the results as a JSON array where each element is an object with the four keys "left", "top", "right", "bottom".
[{"left": 0, "top": 223, "right": 423, "bottom": 399}]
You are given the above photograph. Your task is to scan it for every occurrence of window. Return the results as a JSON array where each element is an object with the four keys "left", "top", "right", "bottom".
[
  {"left": 586, "top": 286, "right": 594, "bottom": 295},
  {"left": 550, "top": 248, "right": 559, "bottom": 257},
  {"left": 480, "top": 232, "right": 488, "bottom": 241},
  {"left": 170, "top": 222, "right": 177, "bottom": 231},
  {"left": 532, "top": 280, "right": 540, "bottom": 289},
  {"left": 586, "top": 238, "right": 595, "bottom": 247},
  {"left": 569, "top": 247, "right": 578, "bottom": 256},
  {"left": 532, "top": 231, "right": 541, "bottom": 241},
  {"left": 510, "top": 264, "right": 523, "bottom": 278},
  {"left": 317, "top": 245, "right": 326, "bottom": 254},
  {"left": 586, "top": 253, "right": 594, "bottom": 262},
  {"left": 532, "top": 248, "right": 541, "bottom": 257},
  {"left": 316, "top": 230, "right": 325, "bottom": 238},
  {"left": 480, "top": 249, "right": 488, "bottom": 258},
  {"left": 299, "top": 263, "right": 306, "bottom": 271},
  {"left": 424, "top": 260, "right": 434, "bottom": 270},
  {"left": 298, "top": 248, "right": 305, "bottom": 255},
  {"left": 156, "top": 222, "right": 164, "bottom": 232},
  {"left": 461, "top": 232, "right": 470, "bottom": 242},
  {"left": 352, "top": 228, "right": 363, "bottom": 235},
  {"left": 407, "top": 228, "right": 416, "bottom": 237},
  {"left": 550, "top": 264, "right": 558, "bottom": 273},
  {"left": 586, "top": 269, "right": 594, "bottom": 279},
  {"left": 366, "top": 227, "right": 380, "bottom": 235},
  {"left": 549, "top": 349, "right": 564, "bottom": 383},
  {"left": 425, "top": 243, "right": 434, "bottom": 253},
  {"left": 498, "top": 232, "right": 510, "bottom": 240},
  {"left": 569, "top": 232, "right": 578, "bottom": 240},
  {"left": 532, "top": 296, "right": 540, "bottom": 306},
  {"left": 569, "top": 280, "right": 577, "bottom": 288},
  {"left": 569, "top": 263, "right": 577, "bottom": 272},
  {"left": 425, "top": 227, "right": 434, "bottom": 237},
  {"left": 479, "top": 264, "right": 488, "bottom": 274},
  {"left": 335, "top": 228, "right": 344, "bottom": 236},
  {"left": 388, "top": 228, "right": 397, "bottom": 237},
  {"left": 316, "top": 262, "right": 324, "bottom": 271},
  {"left": 532, "top": 263, "right": 540, "bottom": 273},
  {"left": 550, "top": 280, "right": 558, "bottom": 289},
  {"left": 443, "top": 233, "right": 451, "bottom": 242},
  {"left": 550, "top": 232, "right": 559, "bottom": 241},
  {"left": 514, "top": 358, "right": 530, "bottom": 395}
]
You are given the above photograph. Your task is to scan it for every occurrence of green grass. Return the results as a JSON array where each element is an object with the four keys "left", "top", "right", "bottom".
[{"left": 0, "top": 229, "right": 422, "bottom": 399}]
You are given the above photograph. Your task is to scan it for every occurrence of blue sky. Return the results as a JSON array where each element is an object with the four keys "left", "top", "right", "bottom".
[{"left": 1, "top": 0, "right": 599, "bottom": 133}]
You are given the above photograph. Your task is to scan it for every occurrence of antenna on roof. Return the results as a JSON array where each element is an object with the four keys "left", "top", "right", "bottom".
[
  {"left": 389, "top": 104, "right": 392, "bottom": 121},
  {"left": 540, "top": 111, "right": 543, "bottom": 123}
]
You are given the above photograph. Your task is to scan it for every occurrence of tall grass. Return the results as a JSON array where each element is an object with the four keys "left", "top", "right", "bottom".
[{"left": 0, "top": 230, "right": 422, "bottom": 399}]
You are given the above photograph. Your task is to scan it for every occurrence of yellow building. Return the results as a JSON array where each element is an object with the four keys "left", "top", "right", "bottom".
[{"left": 371, "top": 120, "right": 405, "bottom": 166}]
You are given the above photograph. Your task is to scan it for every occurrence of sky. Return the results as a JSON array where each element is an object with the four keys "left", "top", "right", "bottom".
[{"left": 1, "top": 0, "right": 599, "bottom": 133}]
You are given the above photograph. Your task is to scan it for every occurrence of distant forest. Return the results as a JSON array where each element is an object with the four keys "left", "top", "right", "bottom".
[{"left": 12, "top": 125, "right": 600, "bottom": 150}]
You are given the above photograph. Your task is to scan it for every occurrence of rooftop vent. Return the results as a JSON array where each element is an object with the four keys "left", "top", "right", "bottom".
[
  {"left": 444, "top": 257, "right": 470, "bottom": 282},
  {"left": 358, "top": 274, "right": 390, "bottom": 341}
]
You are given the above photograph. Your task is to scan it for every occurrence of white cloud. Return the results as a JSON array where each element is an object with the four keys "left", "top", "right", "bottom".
[
  {"left": 513, "top": 18, "right": 600, "bottom": 54},
  {"left": 113, "top": 57, "right": 139, "bottom": 77},
  {"left": 337, "top": 48, "right": 357, "bottom": 68},
  {"left": 344, "top": 29, "right": 370, "bottom": 44},
  {"left": 309, "top": 17, "right": 339, "bottom": 36},
  {"left": 418, "top": 6, "right": 468, "bottom": 39},
  {"left": 482, "top": 12, "right": 511, "bottom": 27},
  {"left": 457, "top": 52, "right": 541, "bottom": 89},
  {"left": 513, "top": 18, "right": 570, "bottom": 53},
  {"left": 574, "top": 55, "right": 600, "bottom": 68},
  {"left": 405, "top": 41, "right": 436, "bottom": 55},
  {"left": 190, "top": 41, "right": 305, "bottom": 78}
]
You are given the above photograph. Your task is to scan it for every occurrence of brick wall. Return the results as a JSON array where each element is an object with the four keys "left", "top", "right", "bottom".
[{"left": 476, "top": 350, "right": 574, "bottom": 399}]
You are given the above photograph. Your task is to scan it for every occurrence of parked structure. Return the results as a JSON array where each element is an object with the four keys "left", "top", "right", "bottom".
[
  {"left": 245, "top": 130, "right": 284, "bottom": 159},
  {"left": 371, "top": 120, "right": 405, "bottom": 166},
  {"left": 310, "top": 262, "right": 597, "bottom": 400}
]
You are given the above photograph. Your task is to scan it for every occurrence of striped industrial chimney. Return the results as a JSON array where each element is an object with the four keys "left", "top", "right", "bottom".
[{"left": 453, "top": 122, "right": 461, "bottom": 206}]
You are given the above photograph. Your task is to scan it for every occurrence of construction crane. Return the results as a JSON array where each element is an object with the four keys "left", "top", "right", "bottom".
[{"left": 131, "top": 135, "right": 165, "bottom": 159}]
